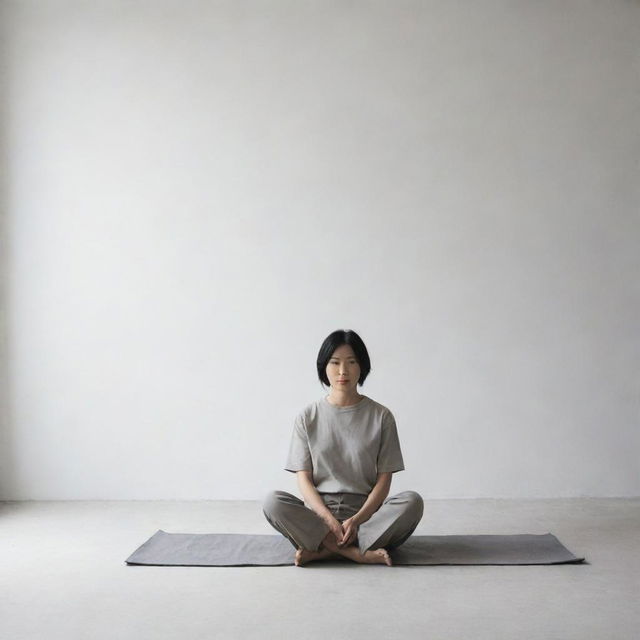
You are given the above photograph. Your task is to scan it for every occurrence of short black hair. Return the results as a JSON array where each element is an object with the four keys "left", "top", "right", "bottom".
[{"left": 316, "top": 329, "right": 372, "bottom": 388}]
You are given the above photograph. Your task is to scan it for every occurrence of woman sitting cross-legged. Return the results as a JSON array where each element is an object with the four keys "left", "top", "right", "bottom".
[{"left": 262, "top": 329, "right": 424, "bottom": 566}]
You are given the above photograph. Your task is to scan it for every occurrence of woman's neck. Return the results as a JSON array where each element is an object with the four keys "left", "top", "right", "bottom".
[{"left": 326, "top": 391, "right": 364, "bottom": 407}]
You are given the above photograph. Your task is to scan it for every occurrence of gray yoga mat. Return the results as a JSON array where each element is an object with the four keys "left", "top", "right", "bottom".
[{"left": 125, "top": 531, "right": 585, "bottom": 566}]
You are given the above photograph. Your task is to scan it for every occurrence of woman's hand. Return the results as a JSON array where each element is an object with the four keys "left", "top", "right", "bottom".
[
  {"left": 324, "top": 516, "right": 346, "bottom": 546},
  {"left": 340, "top": 516, "right": 360, "bottom": 547}
]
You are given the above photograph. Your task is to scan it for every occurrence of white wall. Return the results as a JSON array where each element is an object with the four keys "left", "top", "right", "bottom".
[{"left": 1, "top": 0, "right": 638, "bottom": 500}]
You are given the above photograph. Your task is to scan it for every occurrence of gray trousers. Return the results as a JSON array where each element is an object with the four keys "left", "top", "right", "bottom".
[{"left": 262, "top": 489, "right": 424, "bottom": 556}]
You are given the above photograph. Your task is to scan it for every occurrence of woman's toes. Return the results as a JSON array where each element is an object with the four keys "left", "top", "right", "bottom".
[
  {"left": 365, "top": 548, "right": 392, "bottom": 566},
  {"left": 295, "top": 549, "right": 307, "bottom": 566},
  {"left": 378, "top": 549, "right": 392, "bottom": 566}
]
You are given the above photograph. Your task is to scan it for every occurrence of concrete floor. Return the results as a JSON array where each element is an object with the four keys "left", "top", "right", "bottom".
[{"left": 1, "top": 498, "right": 638, "bottom": 640}]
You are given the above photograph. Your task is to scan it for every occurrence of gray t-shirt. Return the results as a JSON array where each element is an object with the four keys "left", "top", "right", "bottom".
[{"left": 284, "top": 395, "right": 405, "bottom": 496}]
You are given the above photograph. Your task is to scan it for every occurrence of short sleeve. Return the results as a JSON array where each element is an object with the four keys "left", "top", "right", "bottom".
[
  {"left": 284, "top": 414, "right": 312, "bottom": 473},
  {"left": 377, "top": 410, "right": 405, "bottom": 473}
]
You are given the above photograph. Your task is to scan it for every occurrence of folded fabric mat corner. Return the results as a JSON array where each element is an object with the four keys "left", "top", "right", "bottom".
[{"left": 125, "top": 531, "right": 585, "bottom": 566}]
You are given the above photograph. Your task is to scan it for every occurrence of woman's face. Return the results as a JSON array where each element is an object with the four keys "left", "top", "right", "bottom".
[{"left": 326, "top": 344, "right": 361, "bottom": 391}]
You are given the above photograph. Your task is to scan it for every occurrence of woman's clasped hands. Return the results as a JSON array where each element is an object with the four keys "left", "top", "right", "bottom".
[
  {"left": 325, "top": 514, "right": 360, "bottom": 547},
  {"left": 338, "top": 515, "right": 360, "bottom": 547}
]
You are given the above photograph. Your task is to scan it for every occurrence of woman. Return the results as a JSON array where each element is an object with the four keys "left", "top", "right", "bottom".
[{"left": 262, "top": 329, "right": 424, "bottom": 566}]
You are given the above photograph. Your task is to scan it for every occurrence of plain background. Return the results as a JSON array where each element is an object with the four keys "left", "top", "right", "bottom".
[{"left": 0, "top": 0, "right": 638, "bottom": 500}]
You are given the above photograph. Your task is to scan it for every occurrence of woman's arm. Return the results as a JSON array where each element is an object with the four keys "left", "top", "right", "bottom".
[{"left": 353, "top": 472, "right": 392, "bottom": 524}]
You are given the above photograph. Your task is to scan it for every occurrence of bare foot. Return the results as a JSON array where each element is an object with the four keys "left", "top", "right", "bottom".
[
  {"left": 319, "top": 531, "right": 393, "bottom": 566},
  {"left": 361, "top": 548, "right": 393, "bottom": 566},
  {"left": 294, "top": 547, "right": 336, "bottom": 566}
]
